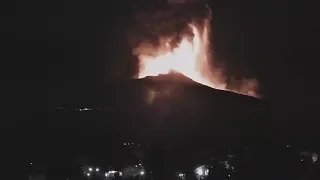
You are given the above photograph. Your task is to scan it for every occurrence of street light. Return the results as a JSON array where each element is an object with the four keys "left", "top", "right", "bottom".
[
  {"left": 177, "top": 173, "right": 186, "bottom": 180},
  {"left": 195, "top": 165, "right": 209, "bottom": 180},
  {"left": 196, "top": 168, "right": 204, "bottom": 176},
  {"left": 139, "top": 171, "right": 145, "bottom": 180},
  {"left": 105, "top": 170, "right": 118, "bottom": 178}
]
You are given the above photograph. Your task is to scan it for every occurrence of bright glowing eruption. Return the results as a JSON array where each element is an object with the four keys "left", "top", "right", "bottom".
[{"left": 134, "top": 19, "right": 258, "bottom": 97}]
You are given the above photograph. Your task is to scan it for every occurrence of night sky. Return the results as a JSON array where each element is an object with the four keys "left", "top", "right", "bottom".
[{"left": 2, "top": 0, "right": 318, "bottom": 146}]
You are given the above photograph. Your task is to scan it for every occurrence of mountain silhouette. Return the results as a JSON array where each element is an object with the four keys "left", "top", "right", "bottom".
[
  {"left": 121, "top": 73, "right": 270, "bottom": 146},
  {"left": 46, "top": 72, "right": 270, "bottom": 147}
]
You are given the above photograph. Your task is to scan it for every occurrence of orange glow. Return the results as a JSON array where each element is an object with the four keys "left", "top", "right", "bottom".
[{"left": 134, "top": 19, "right": 258, "bottom": 98}]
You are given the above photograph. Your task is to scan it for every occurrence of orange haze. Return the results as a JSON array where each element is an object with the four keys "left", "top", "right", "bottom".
[{"left": 133, "top": 19, "right": 259, "bottom": 98}]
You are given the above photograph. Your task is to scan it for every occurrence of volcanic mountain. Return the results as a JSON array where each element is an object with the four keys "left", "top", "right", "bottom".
[
  {"left": 119, "top": 73, "right": 270, "bottom": 145},
  {"left": 47, "top": 72, "right": 270, "bottom": 147}
]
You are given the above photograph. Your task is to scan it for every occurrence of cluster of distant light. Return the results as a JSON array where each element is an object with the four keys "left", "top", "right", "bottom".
[
  {"left": 82, "top": 166, "right": 125, "bottom": 178},
  {"left": 300, "top": 151, "right": 319, "bottom": 163},
  {"left": 195, "top": 165, "right": 209, "bottom": 177},
  {"left": 28, "top": 144, "right": 318, "bottom": 180},
  {"left": 82, "top": 163, "right": 215, "bottom": 180},
  {"left": 76, "top": 108, "right": 97, "bottom": 111},
  {"left": 173, "top": 153, "right": 237, "bottom": 180},
  {"left": 123, "top": 142, "right": 151, "bottom": 147},
  {"left": 284, "top": 144, "right": 319, "bottom": 164},
  {"left": 124, "top": 142, "right": 138, "bottom": 146},
  {"left": 82, "top": 160, "right": 147, "bottom": 179},
  {"left": 84, "top": 167, "right": 101, "bottom": 177},
  {"left": 178, "top": 164, "right": 232, "bottom": 180},
  {"left": 177, "top": 172, "right": 185, "bottom": 179},
  {"left": 122, "top": 162, "right": 146, "bottom": 177},
  {"left": 105, "top": 170, "right": 123, "bottom": 178},
  {"left": 54, "top": 107, "right": 102, "bottom": 111}
]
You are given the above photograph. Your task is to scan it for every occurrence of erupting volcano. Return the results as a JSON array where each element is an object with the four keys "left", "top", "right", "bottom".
[{"left": 133, "top": 16, "right": 258, "bottom": 98}]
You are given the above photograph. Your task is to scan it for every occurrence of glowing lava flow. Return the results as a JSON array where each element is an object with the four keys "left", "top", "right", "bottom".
[{"left": 134, "top": 19, "right": 258, "bottom": 97}]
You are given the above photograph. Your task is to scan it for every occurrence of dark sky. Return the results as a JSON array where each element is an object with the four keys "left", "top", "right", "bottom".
[
  {"left": 11, "top": 1, "right": 291, "bottom": 100},
  {"left": 1, "top": 1, "right": 318, "bottom": 142}
]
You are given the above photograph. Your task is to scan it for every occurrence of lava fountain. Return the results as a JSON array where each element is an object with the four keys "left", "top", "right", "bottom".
[{"left": 133, "top": 16, "right": 258, "bottom": 98}]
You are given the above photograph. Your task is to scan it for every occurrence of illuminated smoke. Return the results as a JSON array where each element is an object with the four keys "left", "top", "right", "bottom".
[{"left": 129, "top": 4, "right": 259, "bottom": 98}]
